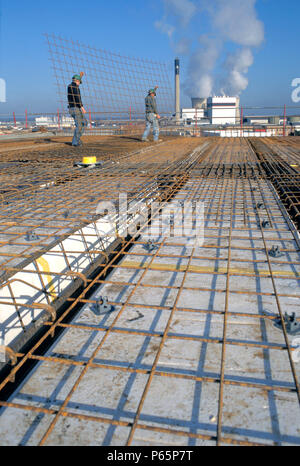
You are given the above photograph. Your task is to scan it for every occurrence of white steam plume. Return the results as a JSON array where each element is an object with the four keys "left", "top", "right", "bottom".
[
  {"left": 213, "top": 0, "right": 264, "bottom": 95},
  {"left": 220, "top": 47, "right": 254, "bottom": 96},
  {"left": 164, "top": 0, "right": 197, "bottom": 27},
  {"left": 154, "top": 20, "right": 175, "bottom": 39},
  {"left": 184, "top": 36, "right": 221, "bottom": 97},
  {"left": 156, "top": 0, "right": 264, "bottom": 98},
  {"left": 213, "top": 0, "right": 264, "bottom": 47},
  {"left": 155, "top": 0, "right": 196, "bottom": 48}
]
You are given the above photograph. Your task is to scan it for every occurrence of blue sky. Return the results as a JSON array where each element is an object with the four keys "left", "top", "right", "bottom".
[{"left": 0, "top": 0, "right": 299, "bottom": 115}]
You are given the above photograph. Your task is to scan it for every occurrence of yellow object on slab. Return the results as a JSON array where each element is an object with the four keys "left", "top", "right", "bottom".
[{"left": 82, "top": 156, "right": 97, "bottom": 165}]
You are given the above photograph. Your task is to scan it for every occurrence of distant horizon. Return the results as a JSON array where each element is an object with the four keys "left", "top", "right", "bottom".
[{"left": 1, "top": 104, "right": 300, "bottom": 123}]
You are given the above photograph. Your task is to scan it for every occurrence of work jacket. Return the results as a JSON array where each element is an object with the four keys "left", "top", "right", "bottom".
[
  {"left": 67, "top": 81, "right": 83, "bottom": 108},
  {"left": 145, "top": 95, "right": 158, "bottom": 115}
]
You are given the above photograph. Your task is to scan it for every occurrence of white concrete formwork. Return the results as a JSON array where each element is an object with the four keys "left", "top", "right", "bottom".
[{"left": 0, "top": 219, "right": 120, "bottom": 347}]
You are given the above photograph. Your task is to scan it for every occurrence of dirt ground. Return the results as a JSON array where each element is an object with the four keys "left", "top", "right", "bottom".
[
  {"left": 0, "top": 134, "right": 202, "bottom": 165},
  {"left": 0, "top": 134, "right": 176, "bottom": 154}
]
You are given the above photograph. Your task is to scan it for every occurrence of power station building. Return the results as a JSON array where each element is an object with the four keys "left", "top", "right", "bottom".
[
  {"left": 181, "top": 96, "right": 240, "bottom": 126},
  {"left": 207, "top": 96, "right": 240, "bottom": 125}
]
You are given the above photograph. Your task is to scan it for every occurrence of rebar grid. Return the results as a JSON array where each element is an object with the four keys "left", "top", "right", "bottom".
[
  {"left": 0, "top": 138, "right": 299, "bottom": 446},
  {"left": 264, "top": 138, "right": 300, "bottom": 170},
  {"left": 0, "top": 138, "right": 204, "bottom": 274},
  {"left": 249, "top": 139, "right": 300, "bottom": 228}
]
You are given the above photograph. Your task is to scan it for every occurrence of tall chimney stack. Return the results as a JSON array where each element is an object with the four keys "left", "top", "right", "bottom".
[{"left": 175, "top": 58, "right": 180, "bottom": 124}]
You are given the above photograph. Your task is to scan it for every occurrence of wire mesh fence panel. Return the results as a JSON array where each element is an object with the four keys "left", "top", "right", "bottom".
[{"left": 45, "top": 33, "right": 174, "bottom": 121}]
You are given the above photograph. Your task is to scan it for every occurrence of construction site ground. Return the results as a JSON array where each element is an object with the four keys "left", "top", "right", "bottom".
[{"left": 0, "top": 135, "right": 299, "bottom": 447}]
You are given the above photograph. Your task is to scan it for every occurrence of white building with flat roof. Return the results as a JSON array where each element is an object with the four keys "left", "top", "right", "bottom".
[
  {"left": 207, "top": 96, "right": 238, "bottom": 125},
  {"left": 54, "top": 116, "right": 75, "bottom": 127},
  {"left": 35, "top": 116, "right": 75, "bottom": 128},
  {"left": 35, "top": 116, "right": 54, "bottom": 127},
  {"left": 245, "top": 116, "right": 269, "bottom": 125},
  {"left": 181, "top": 108, "right": 205, "bottom": 123}
]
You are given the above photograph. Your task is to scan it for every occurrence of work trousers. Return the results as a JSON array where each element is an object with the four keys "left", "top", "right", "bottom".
[
  {"left": 69, "top": 107, "right": 88, "bottom": 146},
  {"left": 142, "top": 113, "right": 159, "bottom": 141}
]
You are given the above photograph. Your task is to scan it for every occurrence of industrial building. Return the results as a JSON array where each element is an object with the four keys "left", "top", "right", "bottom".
[
  {"left": 181, "top": 107, "right": 205, "bottom": 124},
  {"left": 181, "top": 96, "right": 240, "bottom": 126},
  {"left": 35, "top": 116, "right": 75, "bottom": 128},
  {"left": 207, "top": 96, "right": 240, "bottom": 125}
]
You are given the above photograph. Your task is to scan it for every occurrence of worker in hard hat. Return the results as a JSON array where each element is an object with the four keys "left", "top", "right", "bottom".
[
  {"left": 67, "top": 73, "right": 88, "bottom": 147},
  {"left": 142, "top": 86, "right": 162, "bottom": 142}
]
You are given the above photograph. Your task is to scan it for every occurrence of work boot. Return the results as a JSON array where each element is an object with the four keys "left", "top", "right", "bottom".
[{"left": 141, "top": 138, "right": 149, "bottom": 142}]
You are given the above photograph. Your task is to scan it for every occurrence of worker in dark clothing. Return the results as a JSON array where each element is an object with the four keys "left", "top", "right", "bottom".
[
  {"left": 142, "top": 86, "right": 162, "bottom": 142},
  {"left": 67, "top": 73, "right": 87, "bottom": 147}
]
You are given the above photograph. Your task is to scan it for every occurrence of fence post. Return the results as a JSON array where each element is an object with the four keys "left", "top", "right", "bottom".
[
  {"left": 57, "top": 109, "right": 60, "bottom": 130},
  {"left": 25, "top": 109, "right": 28, "bottom": 129},
  {"left": 241, "top": 106, "right": 243, "bottom": 137},
  {"left": 283, "top": 104, "right": 286, "bottom": 137},
  {"left": 129, "top": 107, "right": 132, "bottom": 135},
  {"left": 13, "top": 112, "right": 16, "bottom": 127}
]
